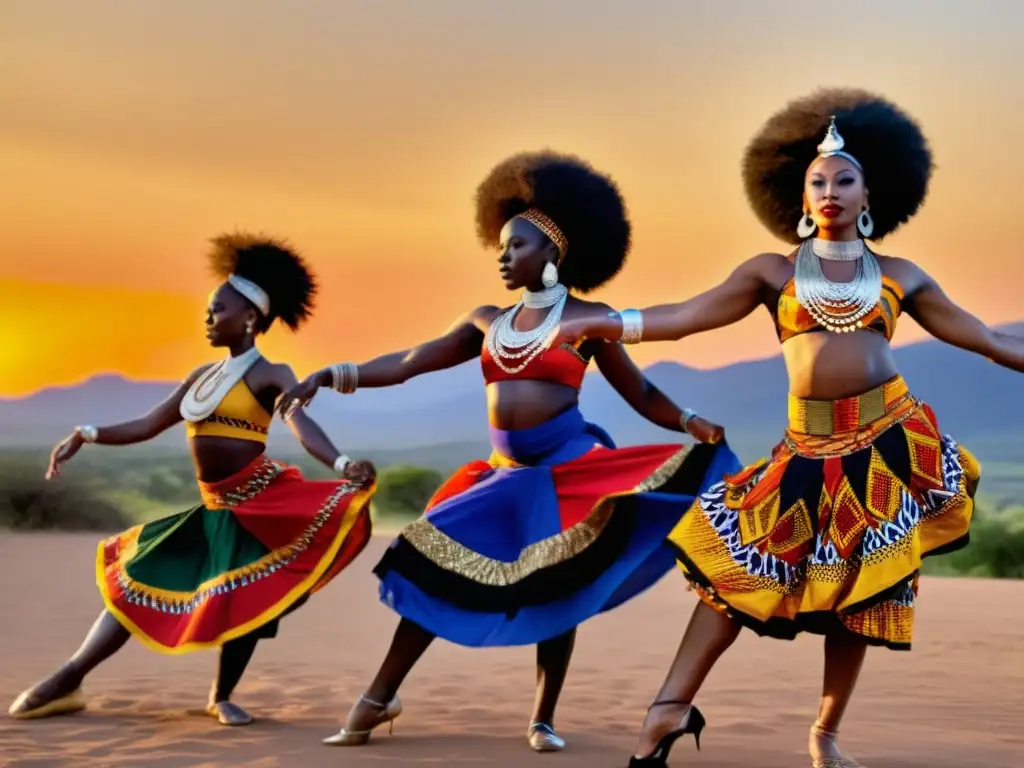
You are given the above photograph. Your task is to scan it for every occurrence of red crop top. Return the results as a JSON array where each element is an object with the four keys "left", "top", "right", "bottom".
[{"left": 481, "top": 341, "right": 590, "bottom": 391}]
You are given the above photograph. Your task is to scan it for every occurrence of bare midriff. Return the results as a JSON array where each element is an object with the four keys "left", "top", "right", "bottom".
[{"left": 782, "top": 331, "right": 900, "bottom": 400}]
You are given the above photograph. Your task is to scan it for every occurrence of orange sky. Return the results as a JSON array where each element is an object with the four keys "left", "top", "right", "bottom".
[{"left": 2, "top": 1, "right": 1023, "bottom": 397}]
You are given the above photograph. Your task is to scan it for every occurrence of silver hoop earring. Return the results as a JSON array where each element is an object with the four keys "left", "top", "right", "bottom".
[
  {"left": 541, "top": 262, "right": 559, "bottom": 288},
  {"left": 857, "top": 209, "right": 874, "bottom": 238},
  {"left": 796, "top": 213, "right": 817, "bottom": 239}
]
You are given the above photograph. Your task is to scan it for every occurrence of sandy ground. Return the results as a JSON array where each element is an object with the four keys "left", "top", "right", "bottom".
[{"left": 1, "top": 533, "right": 1021, "bottom": 767}]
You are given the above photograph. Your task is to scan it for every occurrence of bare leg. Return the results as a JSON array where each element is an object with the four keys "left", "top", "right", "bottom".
[
  {"left": 532, "top": 628, "right": 576, "bottom": 726},
  {"left": 527, "top": 628, "right": 576, "bottom": 751},
  {"left": 809, "top": 629, "right": 868, "bottom": 763},
  {"left": 633, "top": 602, "right": 741, "bottom": 758},
  {"left": 206, "top": 633, "right": 260, "bottom": 726},
  {"left": 9, "top": 610, "right": 131, "bottom": 717},
  {"left": 341, "top": 618, "right": 435, "bottom": 733}
]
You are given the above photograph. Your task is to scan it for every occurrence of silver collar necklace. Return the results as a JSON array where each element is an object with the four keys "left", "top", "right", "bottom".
[
  {"left": 523, "top": 283, "right": 568, "bottom": 308},
  {"left": 810, "top": 237, "right": 865, "bottom": 262}
]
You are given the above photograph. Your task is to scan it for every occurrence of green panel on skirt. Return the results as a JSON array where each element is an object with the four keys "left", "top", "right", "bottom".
[{"left": 122, "top": 504, "right": 294, "bottom": 640}]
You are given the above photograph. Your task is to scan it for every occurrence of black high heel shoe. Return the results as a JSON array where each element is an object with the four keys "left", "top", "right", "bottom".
[{"left": 627, "top": 701, "right": 705, "bottom": 766}]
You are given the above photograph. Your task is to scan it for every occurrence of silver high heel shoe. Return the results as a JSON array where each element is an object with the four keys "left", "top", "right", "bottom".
[
  {"left": 810, "top": 723, "right": 863, "bottom": 767},
  {"left": 322, "top": 693, "right": 402, "bottom": 746},
  {"left": 528, "top": 722, "right": 566, "bottom": 752}
]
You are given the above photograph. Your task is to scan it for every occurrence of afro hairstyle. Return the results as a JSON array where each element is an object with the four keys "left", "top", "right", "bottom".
[
  {"left": 474, "top": 150, "right": 631, "bottom": 293},
  {"left": 207, "top": 231, "right": 317, "bottom": 332},
  {"left": 742, "top": 88, "right": 932, "bottom": 244}
]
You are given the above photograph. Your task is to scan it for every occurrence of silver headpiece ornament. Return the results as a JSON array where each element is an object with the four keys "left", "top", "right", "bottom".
[{"left": 816, "top": 116, "right": 863, "bottom": 171}]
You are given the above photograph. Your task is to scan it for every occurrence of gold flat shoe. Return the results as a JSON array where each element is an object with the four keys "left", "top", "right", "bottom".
[
  {"left": 528, "top": 722, "right": 566, "bottom": 752},
  {"left": 206, "top": 700, "right": 254, "bottom": 726},
  {"left": 322, "top": 694, "right": 402, "bottom": 746},
  {"left": 8, "top": 688, "right": 87, "bottom": 720}
]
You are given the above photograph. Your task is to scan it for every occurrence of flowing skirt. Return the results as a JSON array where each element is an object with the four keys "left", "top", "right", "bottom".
[
  {"left": 373, "top": 406, "right": 742, "bottom": 647},
  {"left": 97, "top": 455, "right": 375, "bottom": 653},
  {"left": 671, "top": 376, "right": 979, "bottom": 650}
]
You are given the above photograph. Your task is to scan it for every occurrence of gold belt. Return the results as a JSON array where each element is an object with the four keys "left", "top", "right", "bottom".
[{"left": 787, "top": 376, "right": 910, "bottom": 436}]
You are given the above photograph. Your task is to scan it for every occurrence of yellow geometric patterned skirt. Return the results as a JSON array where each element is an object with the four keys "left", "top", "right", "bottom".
[{"left": 670, "top": 376, "right": 979, "bottom": 649}]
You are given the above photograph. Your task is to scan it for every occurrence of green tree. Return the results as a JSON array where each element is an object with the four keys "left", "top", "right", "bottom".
[{"left": 371, "top": 465, "right": 444, "bottom": 526}]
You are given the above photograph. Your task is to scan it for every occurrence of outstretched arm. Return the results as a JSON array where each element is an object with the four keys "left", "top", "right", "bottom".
[
  {"left": 567, "top": 255, "right": 771, "bottom": 344},
  {"left": 321, "top": 306, "right": 493, "bottom": 389},
  {"left": 78, "top": 365, "right": 209, "bottom": 445},
  {"left": 906, "top": 271, "right": 1024, "bottom": 372},
  {"left": 45, "top": 364, "right": 211, "bottom": 479},
  {"left": 592, "top": 341, "right": 725, "bottom": 443},
  {"left": 277, "top": 307, "right": 495, "bottom": 418}
]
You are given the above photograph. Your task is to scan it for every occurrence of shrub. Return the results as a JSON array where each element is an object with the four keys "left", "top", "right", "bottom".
[
  {"left": 0, "top": 477, "right": 132, "bottom": 531},
  {"left": 924, "top": 507, "right": 1024, "bottom": 579},
  {"left": 371, "top": 465, "right": 444, "bottom": 526}
]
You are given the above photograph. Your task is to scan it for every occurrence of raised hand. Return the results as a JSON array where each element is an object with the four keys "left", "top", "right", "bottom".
[
  {"left": 46, "top": 431, "right": 85, "bottom": 480},
  {"left": 277, "top": 370, "right": 328, "bottom": 421}
]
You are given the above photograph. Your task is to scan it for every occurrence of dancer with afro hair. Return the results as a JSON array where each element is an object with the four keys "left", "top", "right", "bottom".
[
  {"left": 558, "top": 88, "right": 1021, "bottom": 766},
  {"left": 9, "top": 233, "right": 377, "bottom": 727},
  {"left": 280, "top": 150, "right": 740, "bottom": 752}
]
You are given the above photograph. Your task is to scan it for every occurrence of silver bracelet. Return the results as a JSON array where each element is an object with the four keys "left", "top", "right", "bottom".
[
  {"left": 342, "top": 362, "right": 358, "bottom": 393},
  {"left": 333, "top": 454, "right": 351, "bottom": 474},
  {"left": 680, "top": 408, "right": 697, "bottom": 433},
  {"left": 76, "top": 425, "right": 99, "bottom": 443},
  {"left": 330, "top": 362, "right": 359, "bottom": 394},
  {"left": 618, "top": 308, "right": 644, "bottom": 344}
]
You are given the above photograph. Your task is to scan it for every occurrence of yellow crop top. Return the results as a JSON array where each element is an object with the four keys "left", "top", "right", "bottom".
[
  {"left": 773, "top": 274, "right": 905, "bottom": 342},
  {"left": 185, "top": 379, "right": 271, "bottom": 443}
]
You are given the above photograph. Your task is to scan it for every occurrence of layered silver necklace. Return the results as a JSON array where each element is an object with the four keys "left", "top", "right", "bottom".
[
  {"left": 485, "top": 283, "right": 568, "bottom": 374},
  {"left": 794, "top": 238, "right": 882, "bottom": 333}
]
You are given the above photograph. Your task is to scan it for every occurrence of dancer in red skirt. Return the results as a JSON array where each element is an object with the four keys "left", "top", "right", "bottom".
[{"left": 9, "top": 233, "right": 376, "bottom": 726}]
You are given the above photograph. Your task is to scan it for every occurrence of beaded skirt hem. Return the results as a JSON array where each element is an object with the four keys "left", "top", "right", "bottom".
[{"left": 97, "top": 456, "right": 374, "bottom": 654}]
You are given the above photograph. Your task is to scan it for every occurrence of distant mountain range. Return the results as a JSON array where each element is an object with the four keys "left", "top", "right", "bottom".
[{"left": 3, "top": 323, "right": 1024, "bottom": 470}]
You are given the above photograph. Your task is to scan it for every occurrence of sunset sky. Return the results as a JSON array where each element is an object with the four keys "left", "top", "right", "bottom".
[{"left": 2, "top": 0, "right": 1023, "bottom": 397}]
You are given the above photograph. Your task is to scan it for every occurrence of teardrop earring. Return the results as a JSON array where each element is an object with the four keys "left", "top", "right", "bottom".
[
  {"left": 541, "top": 262, "right": 559, "bottom": 288},
  {"left": 796, "top": 211, "right": 817, "bottom": 239},
  {"left": 857, "top": 208, "right": 874, "bottom": 238}
]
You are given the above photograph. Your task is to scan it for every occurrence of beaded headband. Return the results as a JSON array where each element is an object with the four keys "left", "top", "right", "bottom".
[
  {"left": 814, "top": 116, "right": 863, "bottom": 172},
  {"left": 515, "top": 208, "right": 568, "bottom": 261},
  {"left": 227, "top": 274, "right": 271, "bottom": 315}
]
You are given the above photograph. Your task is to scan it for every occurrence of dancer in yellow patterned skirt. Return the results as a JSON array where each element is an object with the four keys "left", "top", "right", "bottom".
[{"left": 557, "top": 88, "right": 1024, "bottom": 767}]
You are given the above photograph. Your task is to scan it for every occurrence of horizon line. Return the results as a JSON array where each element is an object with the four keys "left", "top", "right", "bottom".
[{"left": 8, "top": 317, "right": 1024, "bottom": 402}]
